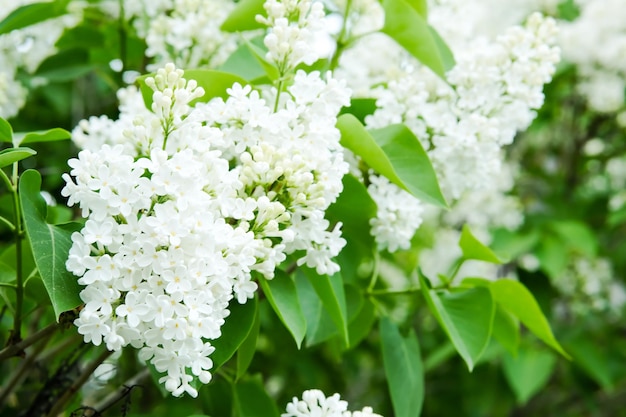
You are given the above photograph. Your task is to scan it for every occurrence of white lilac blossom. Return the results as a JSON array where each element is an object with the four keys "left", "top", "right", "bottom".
[
  {"left": 339, "top": 10, "right": 559, "bottom": 251},
  {"left": 256, "top": 0, "right": 326, "bottom": 74},
  {"left": 145, "top": 0, "right": 238, "bottom": 69},
  {"left": 552, "top": 257, "right": 626, "bottom": 320},
  {"left": 283, "top": 390, "right": 382, "bottom": 417},
  {"left": 0, "top": 0, "right": 82, "bottom": 118},
  {"left": 559, "top": 0, "right": 626, "bottom": 113},
  {"left": 367, "top": 173, "right": 424, "bottom": 252},
  {"left": 63, "top": 64, "right": 350, "bottom": 397}
]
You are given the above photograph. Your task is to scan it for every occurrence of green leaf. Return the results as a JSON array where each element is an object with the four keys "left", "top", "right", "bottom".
[
  {"left": 490, "top": 279, "right": 570, "bottom": 358},
  {"left": 137, "top": 69, "right": 249, "bottom": 110},
  {"left": 369, "top": 124, "right": 447, "bottom": 207},
  {"left": 296, "top": 270, "right": 336, "bottom": 346},
  {"left": 564, "top": 335, "right": 614, "bottom": 390},
  {"left": 304, "top": 269, "right": 349, "bottom": 347},
  {"left": 219, "top": 39, "right": 267, "bottom": 82},
  {"left": 407, "top": 0, "right": 428, "bottom": 17},
  {"left": 459, "top": 224, "right": 504, "bottom": 264},
  {"left": 535, "top": 235, "right": 568, "bottom": 279},
  {"left": 200, "top": 377, "right": 234, "bottom": 416},
  {"left": 19, "top": 170, "right": 82, "bottom": 319},
  {"left": 241, "top": 37, "right": 280, "bottom": 82},
  {"left": 550, "top": 220, "right": 597, "bottom": 257},
  {"left": 14, "top": 128, "right": 71, "bottom": 146},
  {"left": 0, "top": 117, "right": 13, "bottom": 143},
  {"left": 381, "top": 0, "right": 454, "bottom": 79},
  {"left": 221, "top": 0, "right": 266, "bottom": 32},
  {"left": 380, "top": 317, "right": 424, "bottom": 417},
  {"left": 236, "top": 304, "right": 261, "bottom": 380},
  {"left": 339, "top": 98, "right": 378, "bottom": 124},
  {"left": 211, "top": 296, "right": 258, "bottom": 369},
  {"left": 420, "top": 273, "right": 495, "bottom": 370},
  {"left": 35, "top": 48, "right": 93, "bottom": 82},
  {"left": 326, "top": 174, "right": 377, "bottom": 258},
  {"left": 490, "top": 228, "right": 540, "bottom": 260},
  {"left": 0, "top": 147, "right": 37, "bottom": 169},
  {"left": 491, "top": 305, "right": 520, "bottom": 356},
  {"left": 259, "top": 270, "right": 307, "bottom": 348},
  {"left": 0, "top": 0, "right": 68, "bottom": 35},
  {"left": 503, "top": 346, "right": 557, "bottom": 404},
  {"left": 337, "top": 114, "right": 447, "bottom": 208},
  {"left": 233, "top": 376, "right": 280, "bottom": 417},
  {"left": 347, "top": 298, "right": 376, "bottom": 348}
]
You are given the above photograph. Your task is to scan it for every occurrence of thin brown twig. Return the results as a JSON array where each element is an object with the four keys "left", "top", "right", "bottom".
[
  {"left": 0, "top": 321, "right": 61, "bottom": 361},
  {"left": 85, "top": 368, "right": 150, "bottom": 416},
  {"left": 45, "top": 349, "right": 114, "bottom": 417}
]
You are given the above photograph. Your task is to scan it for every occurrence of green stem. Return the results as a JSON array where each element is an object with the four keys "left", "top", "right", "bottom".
[
  {"left": 329, "top": 0, "right": 353, "bottom": 71},
  {"left": 0, "top": 168, "right": 12, "bottom": 191},
  {"left": 0, "top": 214, "right": 15, "bottom": 231},
  {"left": 118, "top": 0, "right": 127, "bottom": 73},
  {"left": 0, "top": 283, "right": 17, "bottom": 290},
  {"left": 367, "top": 287, "right": 421, "bottom": 297},
  {"left": 9, "top": 162, "right": 23, "bottom": 344},
  {"left": 367, "top": 251, "right": 380, "bottom": 291},
  {"left": 446, "top": 257, "right": 465, "bottom": 285},
  {"left": 273, "top": 78, "right": 285, "bottom": 113}
]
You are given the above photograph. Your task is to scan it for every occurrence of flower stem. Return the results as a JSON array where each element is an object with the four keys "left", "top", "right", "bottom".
[
  {"left": 367, "top": 287, "right": 421, "bottom": 297},
  {"left": 7, "top": 161, "right": 24, "bottom": 344},
  {"left": 329, "top": 0, "right": 353, "bottom": 71}
]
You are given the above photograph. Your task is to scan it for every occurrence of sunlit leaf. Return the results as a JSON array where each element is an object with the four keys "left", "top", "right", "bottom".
[
  {"left": 0, "top": 147, "right": 36, "bottom": 169},
  {"left": 0, "top": 117, "right": 13, "bottom": 143},
  {"left": 459, "top": 224, "right": 504, "bottom": 264},
  {"left": 0, "top": 0, "right": 69, "bottom": 35},
  {"left": 420, "top": 273, "right": 495, "bottom": 370},
  {"left": 490, "top": 279, "right": 570, "bottom": 358},
  {"left": 337, "top": 114, "right": 447, "bottom": 208},
  {"left": 15, "top": 128, "right": 71, "bottom": 146},
  {"left": 381, "top": 0, "right": 454, "bottom": 79},
  {"left": 221, "top": 0, "right": 266, "bottom": 32}
]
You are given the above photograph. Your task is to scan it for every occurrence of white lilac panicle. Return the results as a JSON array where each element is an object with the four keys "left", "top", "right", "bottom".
[
  {"left": 341, "top": 11, "right": 558, "bottom": 252},
  {"left": 256, "top": 0, "right": 326, "bottom": 74},
  {"left": 552, "top": 257, "right": 626, "bottom": 320},
  {"left": 283, "top": 390, "right": 382, "bottom": 417},
  {"left": 0, "top": 0, "right": 82, "bottom": 118},
  {"left": 558, "top": 0, "right": 626, "bottom": 113},
  {"left": 145, "top": 0, "right": 238, "bottom": 70},
  {"left": 63, "top": 64, "right": 350, "bottom": 396},
  {"left": 367, "top": 173, "right": 424, "bottom": 252}
]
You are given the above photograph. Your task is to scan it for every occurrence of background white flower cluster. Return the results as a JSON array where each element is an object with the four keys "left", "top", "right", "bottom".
[
  {"left": 335, "top": 2, "right": 560, "bottom": 254},
  {"left": 63, "top": 61, "right": 350, "bottom": 396},
  {"left": 283, "top": 390, "right": 382, "bottom": 417},
  {"left": 0, "top": 0, "right": 82, "bottom": 118}
]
